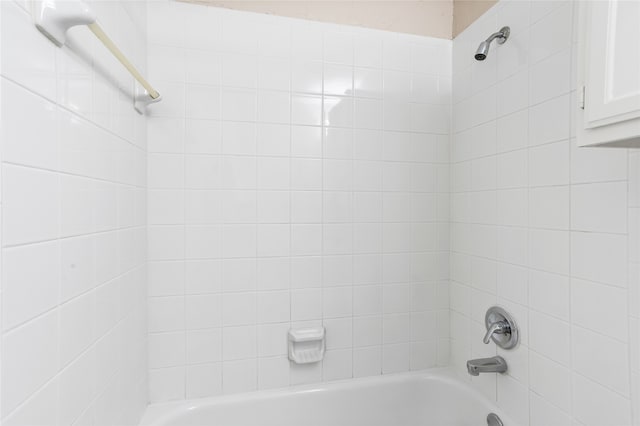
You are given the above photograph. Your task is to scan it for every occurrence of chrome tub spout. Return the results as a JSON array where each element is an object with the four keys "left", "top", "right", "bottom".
[{"left": 466, "top": 356, "right": 508, "bottom": 376}]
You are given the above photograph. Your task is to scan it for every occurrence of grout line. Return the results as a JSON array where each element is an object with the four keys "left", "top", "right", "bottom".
[{"left": 1, "top": 161, "right": 146, "bottom": 190}]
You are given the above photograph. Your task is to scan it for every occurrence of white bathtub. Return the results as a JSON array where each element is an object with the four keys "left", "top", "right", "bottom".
[{"left": 141, "top": 368, "right": 515, "bottom": 426}]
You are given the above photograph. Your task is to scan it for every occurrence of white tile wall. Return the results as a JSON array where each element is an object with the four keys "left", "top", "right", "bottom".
[
  {"left": 146, "top": 0, "right": 451, "bottom": 402},
  {"left": 0, "top": 1, "right": 148, "bottom": 424},
  {"left": 629, "top": 152, "right": 640, "bottom": 426},
  {"left": 452, "top": 1, "right": 640, "bottom": 425},
  {"left": 4, "top": 0, "right": 636, "bottom": 422}
]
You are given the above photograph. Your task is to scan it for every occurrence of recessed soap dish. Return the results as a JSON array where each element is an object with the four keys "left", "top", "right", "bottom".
[{"left": 288, "top": 327, "right": 325, "bottom": 364}]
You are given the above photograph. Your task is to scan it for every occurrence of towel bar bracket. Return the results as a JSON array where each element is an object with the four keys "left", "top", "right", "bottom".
[{"left": 31, "top": 0, "right": 161, "bottom": 113}]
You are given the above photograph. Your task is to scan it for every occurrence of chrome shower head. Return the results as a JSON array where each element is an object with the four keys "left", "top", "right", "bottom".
[
  {"left": 474, "top": 26, "right": 510, "bottom": 61},
  {"left": 474, "top": 41, "right": 490, "bottom": 61}
]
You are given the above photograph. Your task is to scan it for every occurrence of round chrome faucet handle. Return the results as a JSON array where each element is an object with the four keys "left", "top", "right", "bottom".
[
  {"left": 482, "top": 321, "right": 510, "bottom": 344},
  {"left": 484, "top": 306, "right": 519, "bottom": 349}
]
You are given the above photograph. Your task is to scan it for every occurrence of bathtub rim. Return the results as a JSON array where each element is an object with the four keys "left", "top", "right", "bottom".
[{"left": 140, "top": 367, "right": 516, "bottom": 426}]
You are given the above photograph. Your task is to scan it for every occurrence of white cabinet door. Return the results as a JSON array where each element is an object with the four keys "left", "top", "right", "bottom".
[{"left": 578, "top": 0, "right": 640, "bottom": 146}]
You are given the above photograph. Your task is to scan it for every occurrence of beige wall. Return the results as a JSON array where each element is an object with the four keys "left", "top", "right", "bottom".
[
  {"left": 180, "top": 0, "right": 496, "bottom": 39},
  {"left": 452, "top": 0, "right": 497, "bottom": 36},
  {"left": 181, "top": 0, "right": 452, "bottom": 38}
]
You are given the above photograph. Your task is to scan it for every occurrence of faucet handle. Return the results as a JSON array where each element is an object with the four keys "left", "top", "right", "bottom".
[
  {"left": 484, "top": 306, "right": 519, "bottom": 349},
  {"left": 483, "top": 320, "right": 509, "bottom": 344}
]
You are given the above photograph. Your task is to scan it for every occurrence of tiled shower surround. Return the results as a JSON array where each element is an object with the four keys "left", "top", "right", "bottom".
[
  {"left": 451, "top": 1, "right": 640, "bottom": 425},
  {"left": 0, "top": 0, "right": 148, "bottom": 424},
  {"left": 146, "top": 1, "right": 452, "bottom": 401},
  {"left": 0, "top": 0, "right": 638, "bottom": 425}
]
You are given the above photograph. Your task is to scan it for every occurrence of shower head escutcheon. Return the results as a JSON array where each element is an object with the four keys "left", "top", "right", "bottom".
[{"left": 474, "top": 26, "right": 510, "bottom": 61}]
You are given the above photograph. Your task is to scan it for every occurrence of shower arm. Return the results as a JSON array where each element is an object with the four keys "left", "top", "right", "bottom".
[{"left": 484, "top": 30, "right": 508, "bottom": 44}]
